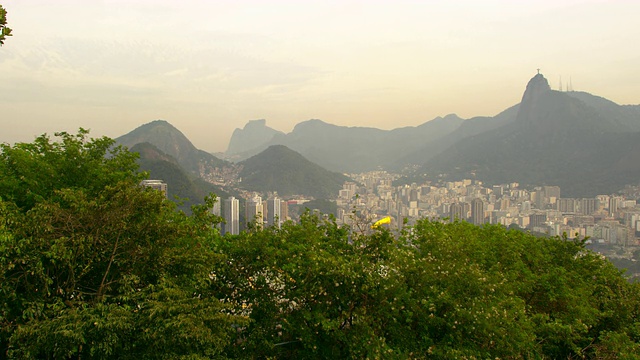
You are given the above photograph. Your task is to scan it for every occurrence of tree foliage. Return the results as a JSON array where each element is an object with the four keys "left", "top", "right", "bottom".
[
  {"left": 0, "top": 4, "right": 11, "bottom": 46},
  {"left": 212, "top": 216, "right": 640, "bottom": 358},
  {"left": 1, "top": 130, "right": 639, "bottom": 358},
  {"left": 0, "top": 131, "right": 245, "bottom": 358}
]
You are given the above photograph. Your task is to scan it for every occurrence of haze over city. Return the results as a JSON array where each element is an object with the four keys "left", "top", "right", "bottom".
[{"left": 1, "top": 0, "right": 639, "bottom": 152}]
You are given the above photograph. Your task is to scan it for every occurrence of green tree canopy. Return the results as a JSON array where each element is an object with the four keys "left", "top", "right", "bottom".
[
  {"left": 0, "top": 4, "right": 12, "bottom": 46},
  {"left": 0, "top": 130, "right": 245, "bottom": 358},
  {"left": 212, "top": 216, "right": 640, "bottom": 358}
]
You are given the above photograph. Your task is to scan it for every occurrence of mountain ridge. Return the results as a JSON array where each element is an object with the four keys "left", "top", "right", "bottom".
[
  {"left": 226, "top": 114, "right": 466, "bottom": 172},
  {"left": 119, "top": 73, "right": 640, "bottom": 198},
  {"left": 420, "top": 73, "right": 640, "bottom": 197}
]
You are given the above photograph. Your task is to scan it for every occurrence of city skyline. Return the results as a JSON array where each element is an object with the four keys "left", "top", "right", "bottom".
[
  {"left": 1, "top": 0, "right": 639, "bottom": 152},
  {"left": 213, "top": 171, "right": 640, "bottom": 249}
]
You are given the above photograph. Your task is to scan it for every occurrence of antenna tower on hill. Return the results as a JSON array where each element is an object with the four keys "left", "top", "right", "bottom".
[
  {"left": 568, "top": 76, "right": 573, "bottom": 92},
  {"left": 559, "top": 76, "right": 563, "bottom": 91}
]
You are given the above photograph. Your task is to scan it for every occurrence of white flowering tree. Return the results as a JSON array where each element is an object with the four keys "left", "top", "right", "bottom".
[{"left": 212, "top": 213, "right": 640, "bottom": 358}]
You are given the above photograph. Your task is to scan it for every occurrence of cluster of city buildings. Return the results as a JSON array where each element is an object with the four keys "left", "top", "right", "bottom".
[
  {"left": 214, "top": 195, "right": 290, "bottom": 235},
  {"left": 144, "top": 172, "right": 640, "bottom": 246},
  {"left": 199, "top": 163, "right": 242, "bottom": 188},
  {"left": 338, "top": 171, "right": 640, "bottom": 246}
]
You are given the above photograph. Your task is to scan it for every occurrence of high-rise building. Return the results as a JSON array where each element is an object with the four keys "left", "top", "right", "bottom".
[
  {"left": 342, "top": 182, "right": 357, "bottom": 199},
  {"left": 471, "top": 198, "right": 484, "bottom": 225},
  {"left": 245, "top": 196, "right": 263, "bottom": 230},
  {"left": 531, "top": 190, "right": 543, "bottom": 209},
  {"left": 409, "top": 189, "right": 419, "bottom": 202},
  {"left": 462, "top": 202, "right": 471, "bottom": 219},
  {"left": 449, "top": 203, "right": 463, "bottom": 223},
  {"left": 609, "top": 196, "right": 622, "bottom": 217},
  {"left": 494, "top": 198, "right": 510, "bottom": 211},
  {"left": 529, "top": 213, "right": 547, "bottom": 229},
  {"left": 339, "top": 189, "right": 351, "bottom": 199},
  {"left": 211, "top": 200, "right": 221, "bottom": 217},
  {"left": 267, "top": 197, "right": 281, "bottom": 228},
  {"left": 557, "top": 198, "right": 577, "bottom": 213},
  {"left": 224, "top": 196, "right": 239, "bottom": 235},
  {"left": 140, "top": 179, "right": 168, "bottom": 198},
  {"left": 211, "top": 199, "right": 221, "bottom": 230},
  {"left": 280, "top": 200, "right": 289, "bottom": 223},
  {"left": 262, "top": 201, "right": 268, "bottom": 223},
  {"left": 580, "top": 198, "right": 596, "bottom": 215}
]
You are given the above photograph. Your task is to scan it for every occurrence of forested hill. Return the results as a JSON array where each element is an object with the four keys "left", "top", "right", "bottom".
[
  {"left": 238, "top": 144, "right": 350, "bottom": 199},
  {"left": 116, "top": 120, "right": 230, "bottom": 176},
  {"left": 1, "top": 130, "right": 640, "bottom": 358},
  {"left": 130, "top": 142, "right": 230, "bottom": 211}
]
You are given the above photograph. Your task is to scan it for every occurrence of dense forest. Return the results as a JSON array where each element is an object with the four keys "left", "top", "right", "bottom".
[{"left": 1, "top": 130, "right": 640, "bottom": 358}]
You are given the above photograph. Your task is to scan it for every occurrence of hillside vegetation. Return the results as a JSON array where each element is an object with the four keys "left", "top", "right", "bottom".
[
  {"left": 1, "top": 130, "right": 639, "bottom": 358},
  {"left": 239, "top": 145, "right": 349, "bottom": 199},
  {"left": 116, "top": 120, "right": 229, "bottom": 176},
  {"left": 131, "top": 142, "right": 230, "bottom": 212}
]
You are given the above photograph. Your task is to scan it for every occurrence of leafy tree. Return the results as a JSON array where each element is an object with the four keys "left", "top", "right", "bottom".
[
  {"left": 212, "top": 212, "right": 401, "bottom": 358},
  {"left": 0, "top": 129, "right": 141, "bottom": 211},
  {"left": 0, "top": 131, "right": 245, "bottom": 358},
  {"left": 211, "top": 214, "right": 640, "bottom": 358},
  {"left": 0, "top": 4, "right": 11, "bottom": 46},
  {"left": 406, "top": 220, "right": 640, "bottom": 358}
]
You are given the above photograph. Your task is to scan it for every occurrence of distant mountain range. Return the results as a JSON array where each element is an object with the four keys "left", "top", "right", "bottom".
[
  {"left": 423, "top": 74, "right": 640, "bottom": 197},
  {"left": 225, "top": 74, "right": 640, "bottom": 197},
  {"left": 226, "top": 115, "right": 464, "bottom": 172},
  {"left": 117, "top": 73, "right": 640, "bottom": 199},
  {"left": 116, "top": 121, "right": 349, "bottom": 204}
]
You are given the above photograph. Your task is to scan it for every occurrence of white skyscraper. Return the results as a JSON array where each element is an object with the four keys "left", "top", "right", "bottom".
[
  {"left": 211, "top": 199, "right": 222, "bottom": 230},
  {"left": 245, "top": 196, "right": 263, "bottom": 230},
  {"left": 471, "top": 198, "right": 485, "bottom": 225},
  {"left": 140, "top": 179, "right": 168, "bottom": 198},
  {"left": 211, "top": 200, "right": 221, "bottom": 216},
  {"left": 224, "top": 196, "right": 239, "bottom": 235},
  {"left": 267, "top": 197, "right": 281, "bottom": 228}
]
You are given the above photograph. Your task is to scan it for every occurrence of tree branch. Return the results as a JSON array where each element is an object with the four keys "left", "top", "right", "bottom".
[{"left": 97, "top": 231, "right": 121, "bottom": 301}]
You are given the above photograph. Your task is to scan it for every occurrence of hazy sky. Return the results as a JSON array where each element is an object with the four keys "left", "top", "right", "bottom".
[{"left": 1, "top": 0, "right": 639, "bottom": 152}]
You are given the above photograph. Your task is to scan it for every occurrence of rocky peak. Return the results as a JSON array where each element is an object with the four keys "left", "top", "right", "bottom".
[
  {"left": 243, "top": 119, "right": 267, "bottom": 129},
  {"left": 226, "top": 119, "right": 284, "bottom": 155},
  {"left": 521, "top": 72, "right": 551, "bottom": 104},
  {"left": 515, "top": 72, "right": 555, "bottom": 126}
]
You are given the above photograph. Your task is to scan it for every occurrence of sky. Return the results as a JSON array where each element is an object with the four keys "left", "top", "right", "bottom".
[{"left": 1, "top": 0, "right": 639, "bottom": 153}]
